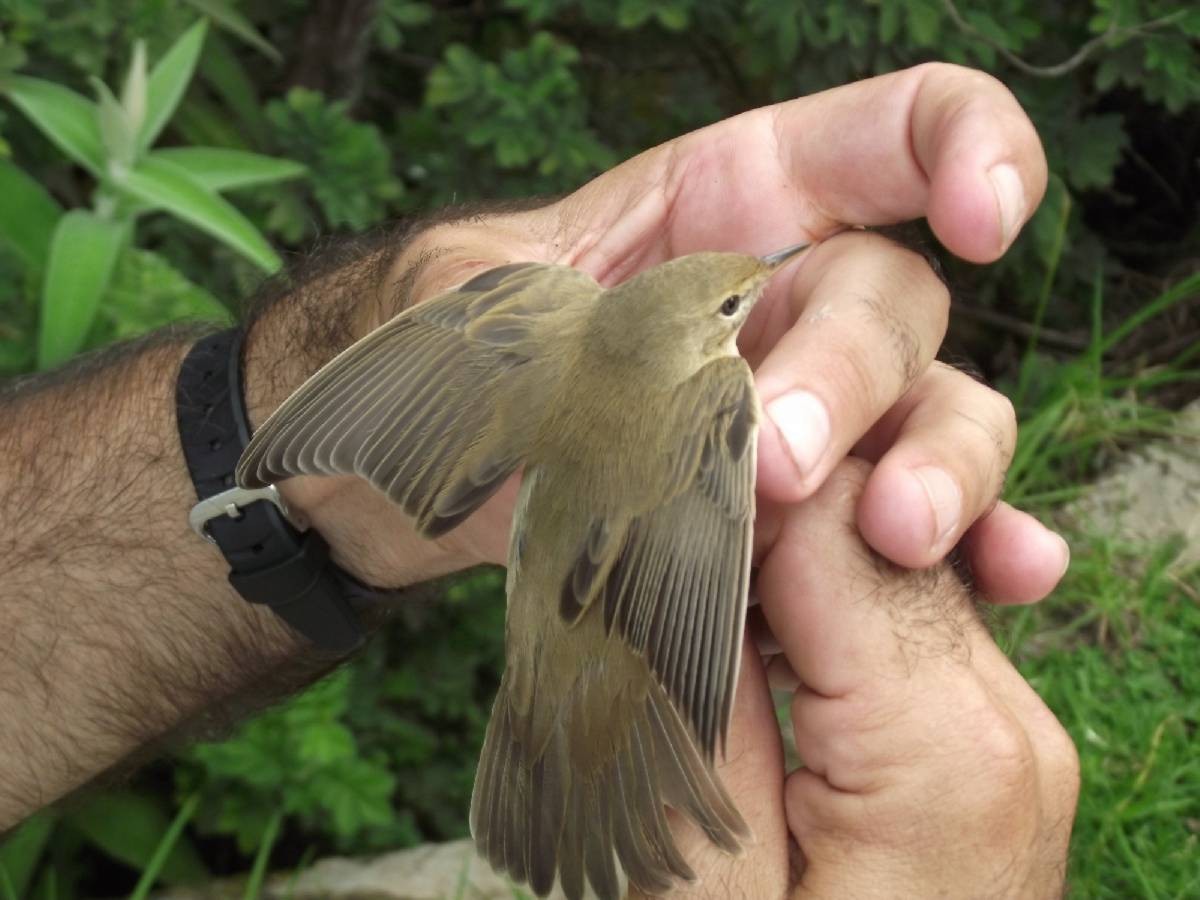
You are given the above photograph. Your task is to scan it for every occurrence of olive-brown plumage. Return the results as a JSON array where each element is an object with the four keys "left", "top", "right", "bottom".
[{"left": 236, "top": 244, "right": 810, "bottom": 899}]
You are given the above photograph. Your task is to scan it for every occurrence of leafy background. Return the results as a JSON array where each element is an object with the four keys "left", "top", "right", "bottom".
[{"left": 0, "top": 1, "right": 1197, "bottom": 897}]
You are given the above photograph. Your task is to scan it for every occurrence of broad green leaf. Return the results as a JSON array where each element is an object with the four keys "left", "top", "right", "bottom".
[
  {"left": 38, "top": 210, "right": 127, "bottom": 369},
  {"left": 121, "top": 155, "right": 280, "bottom": 272},
  {"left": 0, "top": 812, "right": 56, "bottom": 898},
  {"left": 3, "top": 76, "right": 104, "bottom": 174},
  {"left": 183, "top": 0, "right": 282, "bottom": 63},
  {"left": 149, "top": 147, "right": 305, "bottom": 192},
  {"left": 64, "top": 790, "right": 208, "bottom": 886},
  {"left": 0, "top": 159, "right": 62, "bottom": 272},
  {"left": 140, "top": 19, "right": 209, "bottom": 152}
]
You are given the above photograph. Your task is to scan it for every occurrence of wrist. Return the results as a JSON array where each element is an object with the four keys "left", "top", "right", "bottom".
[{"left": 239, "top": 251, "right": 484, "bottom": 586}]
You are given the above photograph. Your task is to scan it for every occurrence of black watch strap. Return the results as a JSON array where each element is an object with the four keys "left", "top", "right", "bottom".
[{"left": 176, "top": 328, "right": 387, "bottom": 654}]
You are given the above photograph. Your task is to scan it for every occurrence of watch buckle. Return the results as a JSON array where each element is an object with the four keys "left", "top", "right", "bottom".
[{"left": 189, "top": 484, "right": 300, "bottom": 542}]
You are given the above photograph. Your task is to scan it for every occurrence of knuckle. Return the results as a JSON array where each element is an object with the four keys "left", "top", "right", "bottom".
[
  {"left": 855, "top": 276, "right": 931, "bottom": 387},
  {"left": 985, "top": 388, "right": 1019, "bottom": 444},
  {"left": 1040, "top": 720, "right": 1082, "bottom": 805},
  {"left": 978, "top": 715, "right": 1032, "bottom": 770}
]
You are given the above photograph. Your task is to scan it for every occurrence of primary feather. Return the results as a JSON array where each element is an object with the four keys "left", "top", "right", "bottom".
[{"left": 237, "top": 252, "right": 779, "bottom": 899}]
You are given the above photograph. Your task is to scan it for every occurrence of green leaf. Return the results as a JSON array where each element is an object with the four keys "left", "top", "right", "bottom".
[
  {"left": 121, "top": 155, "right": 280, "bottom": 272},
  {"left": 91, "top": 76, "right": 136, "bottom": 169},
  {"left": 3, "top": 76, "right": 104, "bottom": 174},
  {"left": 38, "top": 210, "right": 127, "bottom": 369},
  {"left": 197, "top": 33, "right": 268, "bottom": 147},
  {"left": 64, "top": 790, "right": 208, "bottom": 886},
  {"left": 149, "top": 147, "right": 305, "bottom": 192},
  {"left": 0, "top": 159, "right": 62, "bottom": 272},
  {"left": 183, "top": 0, "right": 282, "bottom": 64},
  {"left": 122, "top": 40, "right": 149, "bottom": 137},
  {"left": 0, "top": 812, "right": 56, "bottom": 898},
  {"left": 140, "top": 19, "right": 209, "bottom": 152}
]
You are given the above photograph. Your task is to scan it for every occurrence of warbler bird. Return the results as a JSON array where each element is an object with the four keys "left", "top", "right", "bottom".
[{"left": 237, "top": 243, "right": 811, "bottom": 899}]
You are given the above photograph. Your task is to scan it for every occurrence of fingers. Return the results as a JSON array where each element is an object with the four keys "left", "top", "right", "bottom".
[
  {"left": 757, "top": 461, "right": 1077, "bottom": 896},
  {"left": 853, "top": 361, "right": 1015, "bottom": 564},
  {"left": 778, "top": 63, "right": 1047, "bottom": 261},
  {"left": 554, "top": 62, "right": 1045, "bottom": 279},
  {"left": 751, "top": 231, "right": 948, "bottom": 504},
  {"left": 851, "top": 360, "right": 1068, "bottom": 593},
  {"left": 962, "top": 501, "right": 1070, "bottom": 603}
]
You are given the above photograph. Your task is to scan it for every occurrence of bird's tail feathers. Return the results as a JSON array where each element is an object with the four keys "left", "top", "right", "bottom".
[{"left": 470, "top": 674, "right": 748, "bottom": 900}]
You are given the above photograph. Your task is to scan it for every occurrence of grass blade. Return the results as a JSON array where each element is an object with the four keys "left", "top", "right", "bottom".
[
  {"left": 127, "top": 793, "right": 201, "bottom": 900},
  {"left": 242, "top": 809, "right": 283, "bottom": 900}
]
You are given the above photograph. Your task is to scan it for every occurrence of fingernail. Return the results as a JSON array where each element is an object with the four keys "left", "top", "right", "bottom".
[
  {"left": 766, "top": 390, "right": 830, "bottom": 481},
  {"left": 1054, "top": 532, "right": 1071, "bottom": 578},
  {"left": 912, "top": 466, "right": 962, "bottom": 550},
  {"left": 988, "top": 163, "right": 1025, "bottom": 249}
]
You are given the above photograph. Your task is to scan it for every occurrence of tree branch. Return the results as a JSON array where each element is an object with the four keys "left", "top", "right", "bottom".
[{"left": 941, "top": 1, "right": 1187, "bottom": 79}]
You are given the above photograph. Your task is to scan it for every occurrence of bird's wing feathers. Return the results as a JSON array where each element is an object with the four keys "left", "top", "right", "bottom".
[
  {"left": 572, "top": 359, "right": 757, "bottom": 758},
  {"left": 237, "top": 261, "right": 597, "bottom": 536}
]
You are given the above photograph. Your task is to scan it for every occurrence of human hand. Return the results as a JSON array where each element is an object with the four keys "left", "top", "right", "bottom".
[
  {"left": 643, "top": 460, "right": 1078, "bottom": 898},
  {"left": 246, "top": 63, "right": 1067, "bottom": 599}
]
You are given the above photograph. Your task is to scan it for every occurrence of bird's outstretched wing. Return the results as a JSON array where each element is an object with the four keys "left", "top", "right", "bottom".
[
  {"left": 237, "top": 262, "right": 598, "bottom": 536},
  {"left": 559, "top": 357, "right": 758, "bottom": 757}
]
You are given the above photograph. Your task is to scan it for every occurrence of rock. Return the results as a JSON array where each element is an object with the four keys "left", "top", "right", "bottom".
[
  {"left": 1061, "top": 400, "right": 1200, "bottom": 571},
  {"left": 152, "top": 838, "right": 532, "bottom": 900}
]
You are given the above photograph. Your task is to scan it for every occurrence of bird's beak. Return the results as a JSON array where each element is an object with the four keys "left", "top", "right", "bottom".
[{"left": 760, "top": 242, "right": 812, "bottom": 268}]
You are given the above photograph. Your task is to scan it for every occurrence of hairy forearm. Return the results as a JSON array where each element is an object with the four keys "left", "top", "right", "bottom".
[
  {"left": 0, "top": 201, "right": 557, "bottom": 829},
  {"left": 0, "top": 232, "right": 423, "bottom": 829},
  {"left": 0, "top": 331, "right": 301, "bottom": 827}
]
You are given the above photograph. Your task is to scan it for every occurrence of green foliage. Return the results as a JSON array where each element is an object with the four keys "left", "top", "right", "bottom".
[
  {"left": 38, "top": 210, "right": 128, "bottom": 367},
  {"left": 0, "top": 158, "right": 61, "bottom": 271},
  {"left": 1001, "top": 537, "right": 1200, "bottom": 898},
  {"left": 63, "top": 791, "right": 207, "bottom": 887},
  {"left": 0, "top": 813, "right": 55, "bottom": 898},
  {"left": 988, "top": 212, "right": 1200, "bottom": 895},
  {"left": 426, "top": 32, "right": 614, "bottom": 180},
  {"left": 1, "top": 15, "right": 302, "bottom": 372},
  {"left": 264, "top": 88, "right": 401, "bottom": 236},
  {"left": 180, "top": 669, "right": 398, "bottom": 853},
  {"left": 374, "top": 0, "right": 433, "bottom": 51}
]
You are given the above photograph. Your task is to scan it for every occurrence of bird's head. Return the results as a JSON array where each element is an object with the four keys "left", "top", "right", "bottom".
[{"left": 597, "top": 243, "right": 811, "bottom": 373}]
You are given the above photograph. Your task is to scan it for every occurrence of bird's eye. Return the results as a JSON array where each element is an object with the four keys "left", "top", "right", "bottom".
[{"left": 719, "top": 294, "right": 742, "bottom": 317}]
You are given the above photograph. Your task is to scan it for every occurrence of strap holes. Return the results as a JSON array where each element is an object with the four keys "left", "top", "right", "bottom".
[
  {"left": 201, "top": 369, "right": 213, "bottom": 381},
  {"left": 209, "top": 438, "right": 222, "bottom": 451}
]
